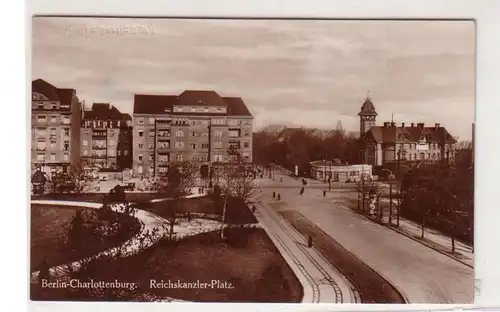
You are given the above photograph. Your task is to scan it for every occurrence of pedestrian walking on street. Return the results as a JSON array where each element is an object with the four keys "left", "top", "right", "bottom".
[
  {"left": 277, "top": 193, "right": 281, "bottom": 200},
  {"left": 307, "top": 235, "right": 313, "bottom": 248},
  {"left": 323, "top": 190, "right": 326, "bottom": 197},
  {"left": 300, "top": 187, "right": 304, "bottom": 195},
  {"left": 273, "top": 191, "right": 276, "bottom": 198}
]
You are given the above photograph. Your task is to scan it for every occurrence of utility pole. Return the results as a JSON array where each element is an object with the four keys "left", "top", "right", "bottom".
[
  {"left": 323, "top": 155, "right": 327, "bottom": 183},
  {"left": 389, "top": 178, "right": 393, "bottom": 225},
  {"left": 361, "top": 167, "right": 365, "bottom": 214},
  {"left": 328, "top": 154, "right": 332, "bottom": 191}
]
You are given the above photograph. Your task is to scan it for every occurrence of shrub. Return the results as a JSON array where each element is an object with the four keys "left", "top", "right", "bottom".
[{"left": 225, "top": 227, "right": 249, "bottom": 248}]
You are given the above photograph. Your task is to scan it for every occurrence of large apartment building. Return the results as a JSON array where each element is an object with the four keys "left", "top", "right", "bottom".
[
  {"left": 31, "top": 79, "right": 82, "bottom": 175},
  {"left": 80, "top": 103, "right": 133, "bottom": 170},
  {"left": 132, "top": 90, "right": 253, "bottom": 177}
]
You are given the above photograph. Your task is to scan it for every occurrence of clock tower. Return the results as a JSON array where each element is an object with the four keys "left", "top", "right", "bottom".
[{"left": 358, "top": 95, "right": 378, "bottom": 135}]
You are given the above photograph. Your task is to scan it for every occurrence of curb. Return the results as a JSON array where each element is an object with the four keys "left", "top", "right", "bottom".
[{"left": 355, "top": 210, "right": 473, "bottom": 269}]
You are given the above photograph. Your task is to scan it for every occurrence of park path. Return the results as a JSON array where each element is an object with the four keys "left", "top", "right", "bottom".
[
  {"left": 251, "top": 194, "right": 359, "bottom": 303},
  {"left": 30, "top": 199, "right": 219, "bottom": 283},
  {"left": 263, "top": 171, "right": 474, "bottom": 303}
]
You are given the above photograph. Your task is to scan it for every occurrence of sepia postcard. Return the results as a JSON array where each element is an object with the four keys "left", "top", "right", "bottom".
[{"left": 29, "top": 17, "right": 475, "bottom": 304}]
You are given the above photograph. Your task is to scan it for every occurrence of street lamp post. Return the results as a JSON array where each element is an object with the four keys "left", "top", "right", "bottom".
[
  {"left": 328, "top": 156, "right": 332, "bottom": 191},
  {"left": 323, "top": 155, "right": 327, "bottom": 183}
]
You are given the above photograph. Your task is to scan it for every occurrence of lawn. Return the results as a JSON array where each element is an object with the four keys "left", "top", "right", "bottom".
[
  {"left": 30, "top": 204, "right": 141, "bottom": 272},
  {"left": 31, "top": 228, "right": 303, "bottom": 303},
  {"left": 141, "top": 196, "right": 258, "bottom": 225}
]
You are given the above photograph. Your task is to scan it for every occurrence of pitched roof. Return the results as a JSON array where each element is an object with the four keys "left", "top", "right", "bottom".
[
  {"left": 56, "top": 88, "right": 75, "bottom": 106},
  {"left": 363, "top": 123, "right": 456, "bottom": 144},
  {"left": 32, "top": 78, "right": 60, "bottom": 101},
  {"left": 223, "top": 97, "right": 252, "bottom": 116},
  {"left": 32, "top": 79, "right": 75, "bottom": 109},
  {"left": 358, "top": 96, "right": 378, "bottom": 116},
  {"left": 84, "top": 103, "right": 127, "bottom": 120},
  {"left": 133, "top": 94, "right": 178, "bottom": 114},
  {"left": 133, "top": 92, "right": 252, "bottom": 117},
  {"left": 177, "top": 90, "right": 226, "bottom": 107}
]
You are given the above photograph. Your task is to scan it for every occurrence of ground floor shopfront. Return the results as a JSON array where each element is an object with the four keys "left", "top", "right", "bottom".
[
  {"left": 31, "top": 162, "right": 70, "bottom": 177},
  {"left": 310, "top": 161, "right": 373, "bottom": 183}
]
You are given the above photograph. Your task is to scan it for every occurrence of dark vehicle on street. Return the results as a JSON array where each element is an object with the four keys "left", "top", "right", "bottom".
[{"left": 124, "top": 182, "right": 135, "bottom": 191}]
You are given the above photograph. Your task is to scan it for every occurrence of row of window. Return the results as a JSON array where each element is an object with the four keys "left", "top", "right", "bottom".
[
  {"left": 136, "top": 152, "right": 250, "bottom": 163},
  {"left": 35, "top": 127, "right": 70, "bottom": 137},
  {"left": 82, "top": 139, "right": 117, "bottom": 147},
  {"left": 35, "top": 141, "right": 70, "bottom": 151},
  {"left": 35, "top": 115, "right": 71, "bottom": 124},
  {"left": 83, "top": 120, "right": 131, "bottom": 129},
  {"left": 136, "top": 128, "right": 250, "bottom": 139},
  {"left": 81, "top": 149, "right": 129, "bottom": 157},
  {"left": 34, "top": 102, "right": 71, "bottom": 110},
  {"left": 397, "top": 143, "right": 451, "bottom": 150},
  {"left": 136, "top": 141, "right": 249, "bottom": 150},
  {"left": 173, "top": 106, "right": 225, "bottom": 113},
  {"left": 35, "top": 152, "right": 70, "bottom": 161},
  {"left": 135, "top": 116, "right": 250, "bottom": 126},
  {"left": 81, "top": 129, "right": 127, "bottom": 136},
  {"left": 404, "top": 152, "right": 454, "bottom": 161}
]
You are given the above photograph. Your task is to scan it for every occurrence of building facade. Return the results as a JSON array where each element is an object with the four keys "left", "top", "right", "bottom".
[
  {"left": 31, "top": 79, "right": 82, "bottom": 175},
  {"left": 310, "top": 160, "right": 373, "bottom": 182},
  {"left": 358, "top": 97, "right": 457, "bottom": 166},
  {"left": 132, "top": 90, "right": 253, "bottom": 178},
  {"left": 80, "top": 103, "right": 133, "bottom": 170}
]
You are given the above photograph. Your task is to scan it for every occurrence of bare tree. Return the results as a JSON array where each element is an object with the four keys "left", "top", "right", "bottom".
[
  {"left": 456, "top": 140, "right": 473, "bottom": 150},
  {"left": 67, "top": 162, "right": 88, "bottom": 195},
  {"left": 160, "top": 160, "right": 198, "bottom": 198}
]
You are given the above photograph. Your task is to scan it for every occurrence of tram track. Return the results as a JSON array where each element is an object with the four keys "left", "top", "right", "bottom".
[{"left": 255, "top": 200, "right": 360, "bottom": 303}]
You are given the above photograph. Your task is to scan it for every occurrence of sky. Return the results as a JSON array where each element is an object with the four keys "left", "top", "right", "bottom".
[{"left": 32, "top": 18, "right": 475, "bottom": 140}]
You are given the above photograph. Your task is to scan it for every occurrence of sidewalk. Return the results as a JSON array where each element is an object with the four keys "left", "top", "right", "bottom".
[
  {"left": 253, "top": 197, "right": 358, "bottom": 303},
  {"left": 366, "top": 199, "right": 473, "bottom": 268}
]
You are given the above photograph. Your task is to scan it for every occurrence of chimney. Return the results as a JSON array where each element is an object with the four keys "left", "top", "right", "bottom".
[
  {"left": 401, "top": 122, "right": 405, "bottom": 128},
  {"left": 417, "top": 123, "right": 424, "bottom": 129},
  {"left": 411, "top": 123, "right": 415, "bottom": 127},
  {"left": 383, "top": 122, "right": 390, "bottom": 128},
  {"left": 390, "top": 122, "right": 395, "bottom": 127},
  {"left": 435, "top": 123, "right": 440, "bottom": 129}
]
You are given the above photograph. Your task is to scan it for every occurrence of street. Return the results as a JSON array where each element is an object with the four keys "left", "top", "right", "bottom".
[{"left": 256, "top": 171, "right": 474, "bottom": 303}]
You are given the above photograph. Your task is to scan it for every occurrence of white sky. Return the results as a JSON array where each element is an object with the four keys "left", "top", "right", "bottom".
[{"left": 32, "top": 18, "right": 475, "bottom": 140}]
